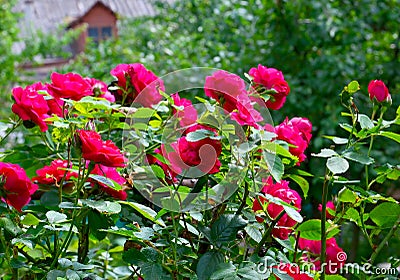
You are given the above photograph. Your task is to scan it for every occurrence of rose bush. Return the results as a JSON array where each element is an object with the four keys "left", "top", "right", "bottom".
[{"left": 0, "top": 63, "right": 399, "bottom": 280}]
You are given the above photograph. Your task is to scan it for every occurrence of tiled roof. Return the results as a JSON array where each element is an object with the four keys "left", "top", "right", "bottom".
[{"left": 12, "top": 0, "right": 163, "bottom": 54}]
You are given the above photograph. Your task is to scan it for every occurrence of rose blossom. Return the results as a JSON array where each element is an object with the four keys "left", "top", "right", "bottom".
[
  {"left": 171, "top": 93, "right": 197, "bottom": 127},
  {"left": 0, "top": 162, "right": 38, "bottom": 212},
  {"left": 12, "top": 83, "right": 51, "bottom": 132},
  {"left": 85, "top": 77, "right": 115, "bottom": 102},
  {"left": 298, "top": 237, "right": 346, "bottom": 274},
  {"left": 368, "top": 80, "right": 391, "bottom": 103},
  {"left": 252, "top": 177, "right": 302, "bottom": 240},
  {"left": 163, "top": 124, "right": 222, "bottom": 175},
  {"left": 248, "top": 64, "right": 290, "bottom": 110},
  {"left": 110, "top": 63, "right": 164, "bottom": 107},
  {"left": 275, "top": 117, "right": 312, "bottom": 164},
  {"left": 90, "top": 164, "right": 127, "bottom": 200},
  {"left": 230, "top": 93, "right": 263, "bottom": 128},
  {"left": 33, "top": 159, "right": 77, "bottom": 185},
  {"left": 204, "top": 70, "right": 248, "bottom": 112},
  {"left": 47, "top": 72, "right": 93, "bottom": 101},
  {"left": 318, "top": 201, "right": 336, "bottom": 219},
  {"left": 77, "top": 130, "right": 126, "bottom": 168},
  {"left": 275, "top": 263, "right": 313, "bottom": 280}
]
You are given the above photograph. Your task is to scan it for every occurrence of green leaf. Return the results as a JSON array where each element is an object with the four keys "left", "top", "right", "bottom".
[
  {"left": 21, "top": 213, "right": 41, "bottom": 226},
  {"left": 327, "top": 157, "right": 349, "bottom": 174},
  {"left": 282, "top": 205, "right": 303, "bottom": 223},
  {"left": 358, "top": 114, "right": 374, "bottom": 129},
  {"left": 369, "top": 202, "right": 400, "bottom": 228},
  {"left": 264, "top": 151, "right": 284, "bottom": 182},
  {"left": 88, "top": 174, "right": 122, "bottom": 190},
  {"left": 380, "top": 131, "right": 400, "bottom": 144},
  {"left": 346, "top": 81, "right": 360, "bottom": 94},
  {"left": 132, "top": 108, "right": 155, "bottom": 118},
  {"left": 210, "top": 214, "right": 247, "bottom": 244},
  {"left": 210, "top": 262, "right": 237, "bottom": 279},
  {"left": 151, "top": 164, "right": 165, "bottom": 179},
  {"left": 120, "top": 201, "right": 165, "bottom": 227},
  {"left": 141, "top": 263, "right": 171, "bottom": 280},
  {"left": 338, "top": 187, "right": 358, "bottom": 203},
  {"left": 343, "top": 151, "right": 374, "bottom": 165},
  {"left": 133, "top": 227, "right": 154, "bottom": 240},
  {"left": 245, "top": 224, "right": 263, "bottom": 243},
  {"left": 40, "top": 190, "right": 60, "bottom": 210},
  {"left": 122, "top": 248, "right": 148, "bottom": 266},
  {"left": 46, "top": 211, "right": 67, "bottom": 224},
  {"left": 296, "top": 219, "right": 340, "bottom": 240},
  {"left": 88, "top": 210, "right": 111, "bottom": 240},
  {"left": 81, "top": 200, "right": 121, "bottom": 214},
  {"left": 286, "top": 174, "right": 309, "bottom": 198},
  {"left": 312, "top": 148, "right": 338, "bottom": 158},
  {"left": 186, "top": 129, "right": 220, "bottom": 142},
  {"left": 197, "top": 251, "right": 225, "bottom": 280}
]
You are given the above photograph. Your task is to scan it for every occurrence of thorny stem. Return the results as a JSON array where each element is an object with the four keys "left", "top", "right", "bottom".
[
  {"left": 255, "top": 210, "right": 285, "bottom": 254},
  {"left": 320, "top": 171, "right": 330, "bottom": 280},
  {"left": 370, "top": 215, "right": 400, "bottom": 264},
  {"left": 0, "top": 119, "right": 22, "bottom": 146}
]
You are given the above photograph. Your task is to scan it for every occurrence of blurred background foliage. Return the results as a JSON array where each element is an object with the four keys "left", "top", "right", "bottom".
[{"left": 1, "top": 0, "right": 399, "bottom": 264}]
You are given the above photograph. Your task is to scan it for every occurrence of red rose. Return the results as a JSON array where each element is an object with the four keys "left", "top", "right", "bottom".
[
  {"left": 318, "top": 201, "right": 336, "bottom": 219},
  {"left": 147, "top": 147, "right": 179, "bottom": 183},
  {"left": 0, "top": 162, "right": 38, "bottom": 212},
  {"left": 85, "top": 77, "right": 115, "bottom": 102},
  {"left": 172, "top": 93, "right": 197, "bottom": 127},
  {"left": 252, "top": 177, "right": 302, "bottom": 240},
  {"left": 298, "top": 237, "right": 346, "bottom": 274},
  {"left": 248, "top": 64, "right": 290, "bottom": 110},
  {"left": 275, "top": 263, "right": 313, "bottom": 280},
  {"left": 77, "top": 130, "right": 126, "bottom": 168},
  {"left": 47, "top": 72, "right": 93, "bottom": 101},
  {"left": 163, "top": 124, "right": 222, "bottom": 175},
  {"left": 90, "top": 164, "right": 127, "bottom": 200},
  {"left": 204, "top": 70, "right": 248, "bottom": 112},
  {"left": 230, "top": 93, "right": 263, "bottom": 128},
  {"left": 110, "top": 63, "right": 164, "bottom": 107},
  {"left": 33, "top": 159, "right": 77, "bottom": 185},
  {"left": 11, "top": 83, "right": 51, "bottom": 132},
  {"left": 368, "top": 80, "right": 391, "bottom": 103},
  {"left": 275, "top": 117, "right": 312, "bottom": 165}
]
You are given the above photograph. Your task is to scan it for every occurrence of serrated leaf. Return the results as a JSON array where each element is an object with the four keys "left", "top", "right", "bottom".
[
  {"left": 369, "top": 202, "right": 400, "bottom": 228},
  {"left": 186, "top": 129, "right": 220, "bottom": 142},
  {"left": 282, "top": 205, "right": 303, "bottom": 223},
  {"left": 338, "top": 188, "right": 358, "bottom": 203},
  {"left": 312, "top": 148, "right": 338, "bottom": 158},
  {"left": 210, "top": 262, "right": 237, "bottom": 279},
  {"left": 210, "top": 214, "right": 247, "bottom": 244},
  {"left": 46, "top": 211, "right": 67, "bottom": 224},
  {"left": 120, "top": 201, "right": 165, "bottom": 226},
  {"left": 296, "top": 219, "right": 340, "bottom": 240},
  {"left": 343, "top": 151, "right": 374, "bottom": 165},
  {"left": 245, "top": 224, "right": 262, "bottom": 242},
  {"left": 264, "top": 151, "right": 284, "bottom": 182},
  {"left": 89, "top": 174, "right": 122, "bottom": 190},
  {"left": 380, "top": 131, "right": 400, "bottom": 144},
  {"left": 358, "top": 114, "right": 374, "bottom": 129},
  {"left": 81, "top": 200, "right": 121, "bottom": 214},
  {"left": 197, "top": 251, "right": 225, "bottom": 280},
  {"left": 132, "top": 108, "right": 155, "bottom": 118},
  {"left": 286, "top": 174, "right": 309, "bottom": 198},
  {"left": 327, "top": 157, "right": 349, "bottom": 174},
  {"left": 21, "top": 213, "right": 41, "bottom": 226}
]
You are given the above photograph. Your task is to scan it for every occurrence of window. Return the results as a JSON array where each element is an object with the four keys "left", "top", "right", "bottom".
[
  {"left": 88, "top": 26, "right": 113, "bottom": 43},
  {"left": 102, "top": 27, "right": 112, "bottom": 39}
]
